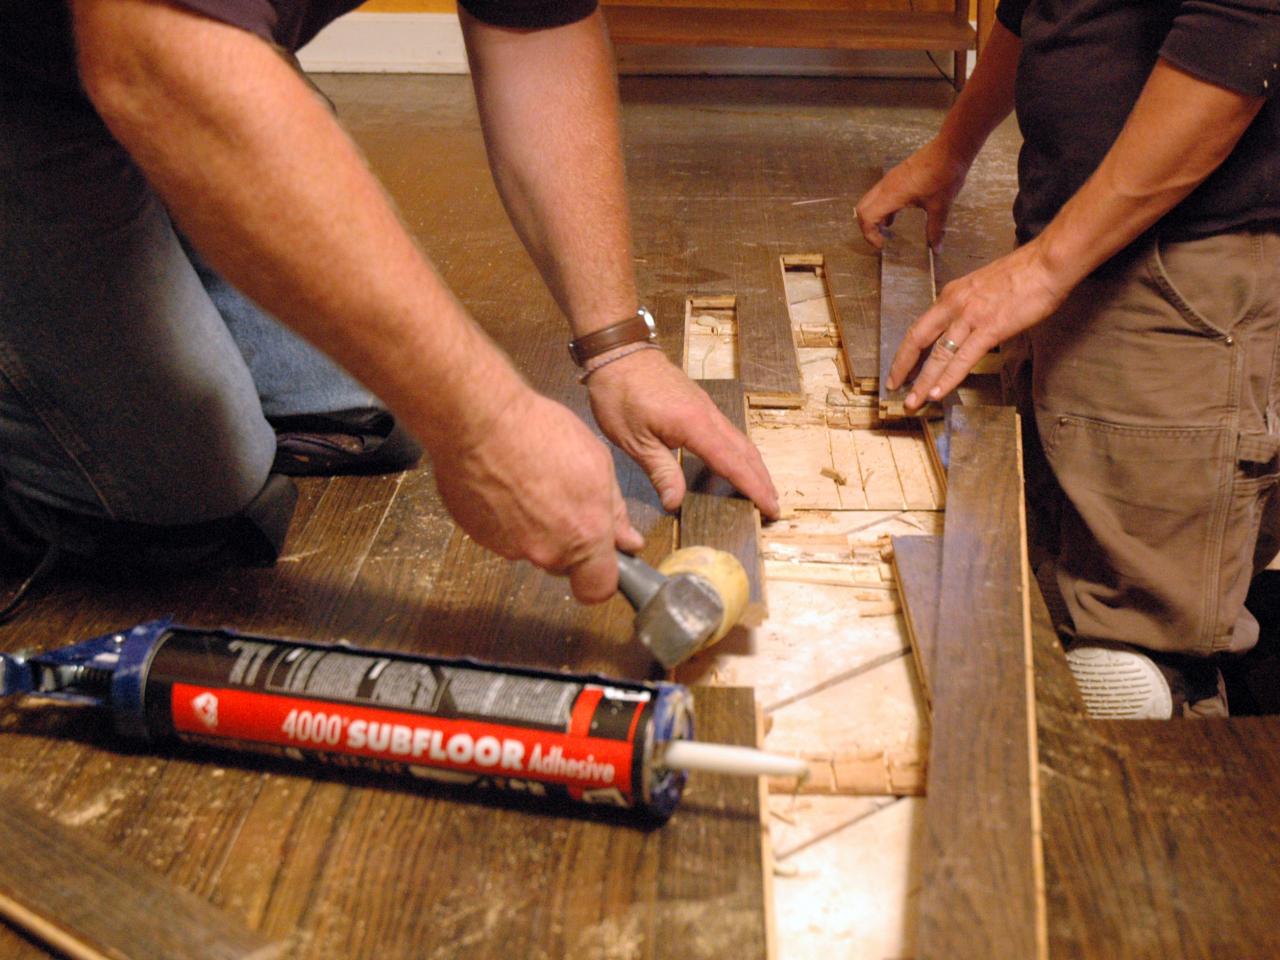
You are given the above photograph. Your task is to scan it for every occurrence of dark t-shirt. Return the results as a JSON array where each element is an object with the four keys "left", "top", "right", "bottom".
[
  {"left": 0, "top": 0, "right": 597, "bottom": 96},
  {"left": 996, "top": 0, "right": 1280, "bottom": 243}
]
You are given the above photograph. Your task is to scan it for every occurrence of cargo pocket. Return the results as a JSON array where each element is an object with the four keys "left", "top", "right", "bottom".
[
  {"left": 1220, "top": 432, "right": 1280, "bottom": 649},
  {"left": 1039, "top": 413, "right": 1233, "bottom": 654}
]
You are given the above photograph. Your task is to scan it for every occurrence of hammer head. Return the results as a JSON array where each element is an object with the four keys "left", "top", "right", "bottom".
[{"left": 635, "top": 573, "right": 725, "bottom": 669}]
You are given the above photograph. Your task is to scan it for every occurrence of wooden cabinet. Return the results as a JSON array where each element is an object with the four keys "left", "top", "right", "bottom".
[{"left": 602, "top": 0, "right": 994, "bottom": 88}]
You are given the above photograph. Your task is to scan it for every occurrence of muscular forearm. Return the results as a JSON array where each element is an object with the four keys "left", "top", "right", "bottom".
[
  {"left": 936, "top": 22, "right": 1020, "bottom": 165},
  {"left": 1033, "top": 58, "right": 1265, "bottom": 289},
  {"left": 460, "top": 9, "right": 638, "bottom": 337},
  {"left": 884, "top": 54, "right": 1267, "bottom": 410},
  {"left": 855, "top": 23, "right": 1020, "bottom": 252},
  {"left": 71, "top": 0, "right": 528, "bottom": 456}
]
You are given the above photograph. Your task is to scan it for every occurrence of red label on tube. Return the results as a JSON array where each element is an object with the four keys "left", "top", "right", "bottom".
[{"left": 170, "top": 683, "right": 638, "bottom": 799}]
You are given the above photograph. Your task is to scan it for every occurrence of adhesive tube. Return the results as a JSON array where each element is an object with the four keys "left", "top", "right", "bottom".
[{"left": 14, "top": 621, "right": 694, "bottom": 818}]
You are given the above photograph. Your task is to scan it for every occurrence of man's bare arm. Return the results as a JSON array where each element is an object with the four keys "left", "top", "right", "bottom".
[
  {"left": 889, "top": 58, "right": 1265, "bottom": 409},
  {"left": 71, "top": 0, "right": 644, "bottom": 601},
  {"left": 857, "top": 22, "right": 1020, "bottom": 252},
  {"left": 461, "top": 10, "right": 779, "bottom": 518}
]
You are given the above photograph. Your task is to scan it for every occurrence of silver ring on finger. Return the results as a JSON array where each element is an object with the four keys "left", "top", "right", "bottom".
[{"left": 935, "top": 335, "right": 961, "bottom": 354}]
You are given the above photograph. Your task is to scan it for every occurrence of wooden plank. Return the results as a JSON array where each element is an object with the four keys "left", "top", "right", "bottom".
[
  {"left": 898, "top": 531, "right": 1080, "bottom": 721},
  {"left": 632, "top": 195, "right": 803, "bottom": 408},
  {"left": 741, "top": 255, "right": 804, "bottom": 408},
  {"left": 1038, "top": 714, "right": 1280, "bottom": 957},
  {"left": 878, "top": 205, "right": 937, "bottom": 421},
  {"left": 604, "top": 6, "right": 976, "bottom": 50},
  {"left": 681, "top": 379, "right": 767, "bottom": 625},
  {"left": 916, "top": 406, "right": 1046, "bottom": 960},
  {"left": 889, "top": 534, "right": 941, "bottom": 709},
  {"left": 0, "top": 788, "right": 279, "bottom": 960},
  {"left": 826, "top": 249, "right": 880, "bottom": 394}
]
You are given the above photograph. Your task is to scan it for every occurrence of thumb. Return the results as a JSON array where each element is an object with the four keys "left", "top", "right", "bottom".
[
  {"left": 631, "top": 437, "right": 687, "bottom": 512},
  {"left": 925, "top": 204, "right": 949, "bottom": 253}
]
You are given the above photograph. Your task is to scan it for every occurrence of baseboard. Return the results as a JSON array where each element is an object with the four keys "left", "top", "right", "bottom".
[
  {"left": 616, "top": 45, "right": 959, "bottom": 79},
  {"left": 299, "top": 11, "right": 969, "bottom": 78},
  {"left": 298, "top": 13, "right": 468, "bottom": 74}
]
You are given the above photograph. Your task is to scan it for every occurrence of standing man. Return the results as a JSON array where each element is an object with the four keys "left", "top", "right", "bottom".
[
  {"left": 0, "top": 0, "right": 778, "bottom": 607},
  {"left": 857, "top": 3, "right": 1278, "bottom": 716}
]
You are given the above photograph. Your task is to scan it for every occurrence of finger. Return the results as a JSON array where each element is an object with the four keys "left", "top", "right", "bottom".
[
  {"left": 722, "top": 431, "right": 781, "bottom": 519},
  {"left": 568, "top": 542, "right": 619, "bottom": 605},
  {"left": 902, "top": 329, "right": 983, "bottom": 411},
  {"left": 887, "top": 306, "right": 951, "bottom": 389},
  {"left": 683, "top": 413, "right": 781, "bottom": 519},
  {"left": 612, "top": 483, "right": 645, "bottom": 553},
  {"left": 923, "top": 202, "right": 950, "bottom": 253},
  {"left": 854, "top": 199, "right": 885, "bottom": 250},
  {"left": 629, "top": 434, "right": 687, "bottom": 513},
  {"left": 911, "top": 336, "right": 991, "bottom": 409}
]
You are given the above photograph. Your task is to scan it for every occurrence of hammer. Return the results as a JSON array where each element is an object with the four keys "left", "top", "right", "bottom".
[{"left": 616, "top": 547, "right": 750, "bottom": 669}]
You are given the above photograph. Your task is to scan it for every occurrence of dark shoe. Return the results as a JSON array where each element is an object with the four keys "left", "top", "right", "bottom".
[
  {"left": 0, "top": 476, "right": 296, "bottom": 577},
  {"left": 0, "top": 492, "right": 46, "bottom": 573},
  {"left": 269, "top": 408, "right": 422, "bottom": 477}
]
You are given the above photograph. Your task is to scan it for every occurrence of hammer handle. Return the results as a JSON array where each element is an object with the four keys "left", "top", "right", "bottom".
[{"left": 615, "top": 551, "right": 666, "bottom": 612}]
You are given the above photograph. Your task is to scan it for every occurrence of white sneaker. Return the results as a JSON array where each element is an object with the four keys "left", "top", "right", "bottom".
[{"left": 1065, "top": 643, "right": 1174, "bottom": 719}]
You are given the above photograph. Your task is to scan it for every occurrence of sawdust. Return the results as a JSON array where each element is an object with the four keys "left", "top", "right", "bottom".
[
  {"left": 572, "top": 892, "right": 761, "bottom": 960},
  {"left": 58, "top": 785, "right": 130, "bottom": 827}
]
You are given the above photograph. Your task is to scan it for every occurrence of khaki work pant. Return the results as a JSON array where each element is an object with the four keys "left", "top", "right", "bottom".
[{"left": 1006, "top": 227, "right": 1280, "bottom": 657}]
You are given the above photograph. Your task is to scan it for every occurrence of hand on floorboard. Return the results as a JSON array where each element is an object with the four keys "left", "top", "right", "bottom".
[
  {"left": 886, "top": 239, "right": 1067, "bottom": 411},
  {"left": 855, "top": 140, "right": 972, "bottom": 254},
  {"left": 585, "top": 347, "right": 780, "bottom": 520},
  {"left": 432, "top": 387, "right": 644, "bottom": 605}
]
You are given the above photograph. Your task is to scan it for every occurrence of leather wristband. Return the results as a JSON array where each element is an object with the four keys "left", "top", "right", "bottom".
[
  {"left": 568, "top": 307, "right": 656, "bottom": 367},
  {"left": 578, "top": 341, "right": 661, "bottom": 384}
]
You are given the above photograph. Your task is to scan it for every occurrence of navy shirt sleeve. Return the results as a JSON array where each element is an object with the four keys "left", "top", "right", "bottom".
[
  {"left": 457, "top": 0, "right": 599, "bottom": 28},
  {"left": 169, "top": 0, "right": 279, "bottom": 42},
  {"left": 995, "top": 0, "right": 1032, "bottom": 37},
  {"left": 1160, "top": 0, "right": 1280, "bottom": 98}
]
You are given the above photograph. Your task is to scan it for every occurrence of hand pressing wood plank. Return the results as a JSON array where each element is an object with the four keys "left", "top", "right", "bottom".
[{"left": 0, "top": 788, "right": 279, "bottom": 960}]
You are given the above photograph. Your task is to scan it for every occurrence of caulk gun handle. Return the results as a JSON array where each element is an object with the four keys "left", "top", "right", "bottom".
[{"left": 615, "top": 551, "right": 667, "bottom": 612}]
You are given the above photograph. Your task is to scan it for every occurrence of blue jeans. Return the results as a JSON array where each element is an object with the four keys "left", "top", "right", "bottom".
[{"left": 0, "top": 89, "right": 378, "bottom": 547}]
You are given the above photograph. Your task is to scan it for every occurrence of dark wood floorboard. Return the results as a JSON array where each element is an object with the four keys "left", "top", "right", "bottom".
[
  {"left": 1035, "top": 578, "right": 1280, "bottom": 957},
  {"left": 902, "top": 400, "right": 1280, "bottom": 957},
  {"left": 889, "top": 533, "right": 941, "bottom": 708},
  {"left": 878, "top": 205, "right": 935, "bottom": 420},
  {"left": 0, "top": 788, "right": 277, "bottom": 960},
  {"left": 916, "top": 405, "right": 1045, "bottom": 960},
  {"left": 681, "top": 380, "right": 766, "bottom": 625}
]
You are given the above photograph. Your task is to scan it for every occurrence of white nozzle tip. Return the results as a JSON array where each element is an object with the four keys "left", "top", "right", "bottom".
[{"left": 661, "top": 739, "right": 808, "bottom": 779}]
